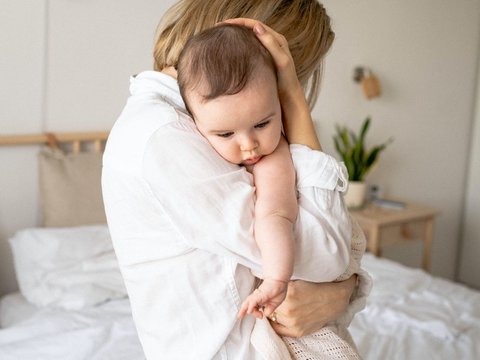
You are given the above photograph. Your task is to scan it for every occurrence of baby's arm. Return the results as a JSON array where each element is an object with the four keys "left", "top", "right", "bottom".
[{"left": 238, "top": 136, "right": 298, "bottom": 319}]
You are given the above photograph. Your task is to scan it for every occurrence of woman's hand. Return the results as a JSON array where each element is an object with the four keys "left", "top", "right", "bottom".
[
  {"left": 223, "top": 18, "right": 321, "bottom": 151},
  {"left": 223, "top": 18, "right": 300, "bottom": 103},
  {"left": 268, "top": 276, "right": 357, "bottom": 338}
]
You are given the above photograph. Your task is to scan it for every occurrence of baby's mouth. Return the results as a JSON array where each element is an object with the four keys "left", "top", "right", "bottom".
[{"left": 242, "top": 155, "right": 262, "bottom": 166}]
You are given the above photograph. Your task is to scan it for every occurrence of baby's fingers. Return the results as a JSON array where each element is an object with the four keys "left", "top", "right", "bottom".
[
  {"left": 237, "top": 301, "right": 249, "bottom": 320},
  {"left": 238, "top": 292, "right": 265, "bottom": 320},
  {"left": 251, "top": 308, "right": 264, "bottom": 319},
  {"left": 237, "top": 296, "right": 256, "bottom": 320},
  {"left": 246, "top": 293, "right": 263, "bottom": 316}
]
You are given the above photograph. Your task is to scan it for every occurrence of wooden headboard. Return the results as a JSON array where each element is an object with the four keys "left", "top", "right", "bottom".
[{"left": 0, "top": 131, "right": 109, "bottom": 152}]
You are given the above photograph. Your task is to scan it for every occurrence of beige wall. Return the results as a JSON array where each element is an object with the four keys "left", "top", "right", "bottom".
[
  {"left": 315, "top": 0, "right": 480, "bottom": 280},
  {"left": 0, "top": 0, "right": 46, "bottom": 296},
  {"left": 0, "top": 0, "right": 175, "bottom": 296},
  {"left": 458, "top": 56, "right": 480, "bottom": 289},
  {"left": 45, "top": 0, "right": 171, "bottom": 130},
  {"left": 1, "top": 0, "right": 479, "bottom": 295}
]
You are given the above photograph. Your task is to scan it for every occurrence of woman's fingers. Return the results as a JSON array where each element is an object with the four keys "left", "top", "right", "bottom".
[
  {"left": 254, "top": 27, "right": 291, "bottom": 69},
  {"left": 223, "top": 18, "right": 288, "bottom": 55},
  {"left": 270, "top": 321, "right": 304, "bottom": 338},
  {"left": 268, "top": 310, "right": 305, "bottom": 337},
  {"left": 222, "top": 18, "right": 300, "bottom": 98},
  {"left": 220, "top": 18, "right": 293, "bottom": 68},
  {"left": 223, "top": 18, "right": 285, "bottom": 44}
]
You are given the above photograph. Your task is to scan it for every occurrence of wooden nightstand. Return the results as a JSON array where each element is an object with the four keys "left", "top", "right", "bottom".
[{"left": 350, "top": 200, "right": 440, "bottom": 272}]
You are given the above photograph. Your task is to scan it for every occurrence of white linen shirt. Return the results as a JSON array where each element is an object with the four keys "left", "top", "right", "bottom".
[{"left": 102, "top": 71, "right": 356, "bottom": 360}]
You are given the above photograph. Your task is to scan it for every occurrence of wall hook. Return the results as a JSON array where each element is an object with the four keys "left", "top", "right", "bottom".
[{"left": 353, "top": 66, "right": 382, "bottom": 100}]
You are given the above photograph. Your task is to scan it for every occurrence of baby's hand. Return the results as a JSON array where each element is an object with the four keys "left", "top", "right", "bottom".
[{"left": 237, "top": 278, "right": 288, "bottom": 320}]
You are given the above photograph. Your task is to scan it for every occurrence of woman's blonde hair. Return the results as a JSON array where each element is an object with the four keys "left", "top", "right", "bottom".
[{"left": 153, "top": 0, "right": 334, "bottom": 109}]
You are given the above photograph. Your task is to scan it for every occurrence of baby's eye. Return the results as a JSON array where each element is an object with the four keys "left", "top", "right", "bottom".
[
  {"left": 217, "top": 132, "right": 234, "bottom": 138},
  {"left": 254, "top": 121, "right": 270, "bottom": 129}
]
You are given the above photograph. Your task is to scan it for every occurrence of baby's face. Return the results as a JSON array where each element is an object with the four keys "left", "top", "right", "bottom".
[{"left": 188, "top": 69, "right": 282, "bottom": 166}]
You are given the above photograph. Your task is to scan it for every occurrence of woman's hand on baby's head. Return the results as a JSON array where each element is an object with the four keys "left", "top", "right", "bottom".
[
  {"left": 222, "top": 18, "right": 292, "bottom": 71},
  {"left": 222, "top": 18, "right": 302, "bottom": 100}
]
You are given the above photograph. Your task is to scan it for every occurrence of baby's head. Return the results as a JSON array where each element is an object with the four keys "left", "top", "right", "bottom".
[{"left": 177, "top": 24, "right": 282, "bottom": 166}]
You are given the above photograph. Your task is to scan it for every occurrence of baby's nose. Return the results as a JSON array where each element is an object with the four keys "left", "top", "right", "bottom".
[{"left": 240, "top": 137, "right": 258, "bottom": 152}]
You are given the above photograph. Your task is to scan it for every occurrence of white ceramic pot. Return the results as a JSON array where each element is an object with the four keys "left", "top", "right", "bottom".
[{"left": 344, "top": 181, "right": 367, "bottom": 209}]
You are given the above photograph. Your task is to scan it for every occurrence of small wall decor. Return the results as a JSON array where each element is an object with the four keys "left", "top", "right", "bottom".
[{"left": 353, "top": 66, "right": 382, "bottom": 100}]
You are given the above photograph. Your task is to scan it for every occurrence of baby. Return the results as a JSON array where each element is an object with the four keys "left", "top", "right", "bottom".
[
  {"left": 178, "top": 24, "right": 297, "bottom": 319},
  {"left": 178, "top": 24, "right": 363, "bottom": 359}
]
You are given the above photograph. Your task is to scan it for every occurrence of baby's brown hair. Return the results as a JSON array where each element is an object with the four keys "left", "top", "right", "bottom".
[{"left": 177, "top": 24, "right": 276, "bottom": 112}]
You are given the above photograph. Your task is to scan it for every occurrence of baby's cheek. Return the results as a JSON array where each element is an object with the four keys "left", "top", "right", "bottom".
[
  {"left": 206, "top": 139, "right": 225, "bottom": 157},
  {"left": 273, "top": 129, "right": 283, "bottom": 149},
  {"left": 217, "top": 144, "right": 239, "bottom": 163}
]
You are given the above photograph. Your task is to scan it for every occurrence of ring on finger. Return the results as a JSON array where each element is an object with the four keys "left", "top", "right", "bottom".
[{"left": 270, "top": 312, "right": 278, "bottom": 323}]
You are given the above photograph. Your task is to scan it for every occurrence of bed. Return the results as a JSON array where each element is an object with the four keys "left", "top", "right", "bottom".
[{"left": 0, "top": 132, "right": 479, "bottom": 359}]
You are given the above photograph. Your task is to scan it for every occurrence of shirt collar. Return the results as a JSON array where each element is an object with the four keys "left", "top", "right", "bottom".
[{"left": 129, "top": 71, "right": 187, "bottom": 112}]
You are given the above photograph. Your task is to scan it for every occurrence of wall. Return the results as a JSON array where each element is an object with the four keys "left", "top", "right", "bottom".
[
  {"left": 0, "top": 0, "right": 176, "bottom": 296},
  {"left": 1, "top": 0, "right": 479, "bottom": 296},
  {"left": 316, "top": 0, "right": 480, "bottom": 280},
  {"left": 458, "top": 56, "right": 480, "bottom": 288},
  {"left": 0, "top": 0, "right": 46, "bottom": 297},
  {"left": 45, "top": 0, "right": 170, "bottom": 130}
]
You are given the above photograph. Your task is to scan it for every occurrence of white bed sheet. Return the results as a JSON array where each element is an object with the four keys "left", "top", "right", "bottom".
[
  {"left": 1, "top": 254, "right": 479, "bottom": 359},
  {"left": 350, "top": 254, "right": 480, "bottom": 359},
  {"left": 0, "top": 296, "right": 143, "bottom": 359},
  {"left": 0, "top": 292, "right": 40, "bottom": 328}
]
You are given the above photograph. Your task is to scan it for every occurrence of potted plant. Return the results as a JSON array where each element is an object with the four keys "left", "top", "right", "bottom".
[{"left": 333, "top": 116, "right": 392, "bottom": 209}]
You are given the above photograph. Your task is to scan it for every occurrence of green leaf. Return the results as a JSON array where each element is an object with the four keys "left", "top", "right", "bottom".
[
  {"left": 362, "top": 143, "right": 387, "bottom": 177},
  {"left": 353, "top": 137, "right": 364, "bottom": 170},
  {"left": 349, "top": 130, "right": 358, "bottom": 144},
  {"left": 340, "top": 127, "right": 350, "bottom": 149},
  {"left": 332, "top": 117, "right": 392, "bottom": 182},
  {"left": 343, "top": 156, "right": 356, "bottom": 180},
  {"left": 359, "top": 117, "right": 371, "bottom": 144}
]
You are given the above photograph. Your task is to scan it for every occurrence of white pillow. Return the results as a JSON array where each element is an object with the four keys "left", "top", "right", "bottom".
[{"left": 9, "top": 225, "right": 127, "bottom": 310}]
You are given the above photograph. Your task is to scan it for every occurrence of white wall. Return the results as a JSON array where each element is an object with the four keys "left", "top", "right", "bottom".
[
  {"left": 316, "top": 0, "right": 480, "bottom": 280},
  {"left": 1, "top": 0, "right": 479, "bottom": 296},
  {"left": 46, "top": 0, "right": 172, "bottom": 130},
  {"left": 458, "top": 57, "right": 480, "bottom": 288},
  {"left": 0, "top": 0, "right": 176, "bottom": 296},
  {"left": 0, "top": 0, "right": 46, "bottom": 296}
]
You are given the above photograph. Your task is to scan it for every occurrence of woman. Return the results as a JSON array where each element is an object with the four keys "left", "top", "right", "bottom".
[{"left": 102, "top": 1, "right": 371, "bottom": 359}]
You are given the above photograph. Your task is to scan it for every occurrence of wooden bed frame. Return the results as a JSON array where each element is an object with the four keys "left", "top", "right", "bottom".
[{"left": 0, "top": 132, "right": 109, "bottom": 152}]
